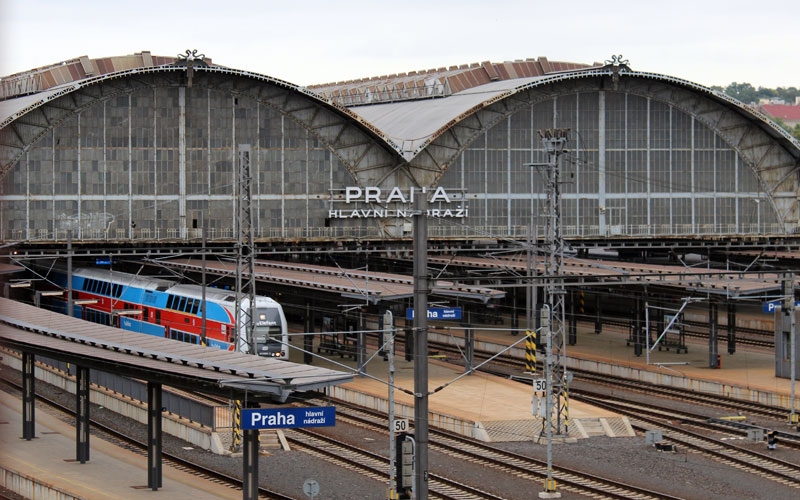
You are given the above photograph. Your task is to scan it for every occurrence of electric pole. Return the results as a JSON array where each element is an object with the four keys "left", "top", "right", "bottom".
[
  {"left": 232, "top": 144, "right": 257, "bottom": 453},
  {"left": 526, "top": 128, "right": 570, "bottom": 498}
]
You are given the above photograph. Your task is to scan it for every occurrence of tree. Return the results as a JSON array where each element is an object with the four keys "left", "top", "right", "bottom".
[
  {"left": 725, "top": 82, "right": 758, "bottom": 104},
  {"left": 776, "top": 86, "right": 800, "bottom": 104}
]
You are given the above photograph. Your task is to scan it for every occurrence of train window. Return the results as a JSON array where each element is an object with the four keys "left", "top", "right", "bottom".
[
  {"left": 166, "top": 295, "right": 175, "bottom": 309},
  {"left": 170, "top": 329, "right": 198, "bottom": 344},
  {"left": 177, "top": 296, "right": 187, "bottom": 312},
  {"left": 190, "top": 299, "right": 199, "bottom": 315},
  {"left": 102, "top": 282, "right": 110, "bottom": 296},
  {"left": 112, "top": 284, "right": 122, "bottom": 297},
  {"left": 82, "top": 280, "right": 90, "bottom": 291},
  {"left": 84, "top": 308, "right": 110, "bottom": 326}
]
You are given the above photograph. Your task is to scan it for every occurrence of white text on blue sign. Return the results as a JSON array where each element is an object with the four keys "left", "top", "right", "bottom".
[
  {"left": 406, "top": 307, "right": 462, "bottom": 320},
  {"left": 242, "top": 406, "right": 336, "bottom": 430},
  {"left": 763, "top": 300, "right": 800, "bottom": 313}
]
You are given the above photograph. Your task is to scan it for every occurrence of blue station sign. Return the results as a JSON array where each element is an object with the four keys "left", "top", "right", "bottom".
[
  {"left": 762, "top": 300, "right": 800, "bottom": 313},
  {"left": 406, "top": 307, "right": 462, "bottom": 320},
  {"left": 242, "top": 406, "right": 336, "bottom": 430}
]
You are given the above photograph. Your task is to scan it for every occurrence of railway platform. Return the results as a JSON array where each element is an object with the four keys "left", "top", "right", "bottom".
[
  {"left": 558, "top": 323, "right": 799, "bottom": 412},
  {"left": 294, "top": 334, "right": 635, "bottom": 443},
  {"left": 295, "top": 315, "right": 799, "bottom": 444},
  {"left": 0, "top": 390, "right": 239, "bottom": 500},
  {"left": 445, "top": 319, "right": 799, "bottom": 415},
  {"left": 3, "top": 313, "right": 793, "bottom": 500}
]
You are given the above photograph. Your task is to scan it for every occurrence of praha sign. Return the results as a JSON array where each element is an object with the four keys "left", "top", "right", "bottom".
[
  {"left": 329, "top": 186, "right": 468, "bottom": 219},
  {"left": 242, "top": 406, "right": 335, "bottom": 430}
]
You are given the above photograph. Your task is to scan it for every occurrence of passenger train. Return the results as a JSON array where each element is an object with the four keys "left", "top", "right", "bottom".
[{"left": 47, "top": 267, "right": 289, "bottom": 358}]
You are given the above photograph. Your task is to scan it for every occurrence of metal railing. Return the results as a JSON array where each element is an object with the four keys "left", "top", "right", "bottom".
[{"left": 5, "top": 221, "right": 793, "bottom": 243}]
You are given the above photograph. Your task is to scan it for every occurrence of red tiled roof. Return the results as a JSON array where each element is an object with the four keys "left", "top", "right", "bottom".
[
  {"left": 1, "top": 52, "right": 208, "bottom": 100},
  {"left": 308, "top": 57, "right": 597, "bottom": 106},
  {"left": 759, "top": 104, "right": 800, "bottom": 121}
]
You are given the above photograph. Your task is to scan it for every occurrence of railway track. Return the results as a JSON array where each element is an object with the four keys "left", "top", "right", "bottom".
[
  {"left": 577, "top": 394, "right": 800, "bottom": 488},
  {"left": 449, "top": 338, "right": 795, "bottom": 425},
  {"left": 289, "top": 428, "right": 502, "bottom": 500},
  {"left": 303, "top": 397, "right": 681, "bottom": 500}
]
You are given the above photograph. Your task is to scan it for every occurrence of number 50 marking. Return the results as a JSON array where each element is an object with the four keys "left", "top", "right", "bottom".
[{"left": 393, "top": 418, "right": 409, "bottom": 432}]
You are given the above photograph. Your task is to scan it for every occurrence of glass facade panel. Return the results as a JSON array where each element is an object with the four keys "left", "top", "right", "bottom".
[
  {"left": 606, "top": 92, "right": 626, "bottom": 150},
  {"left": 627, "top": 150, "right": 647, "bottom": 194},
  {"left": 509, "top": 108, "right": 532, "bottom": 149},
  {"left": 0, "top": 80, "right": 783, "bottom": 241},
  {"left": 651, "top": 151, "right": 671, "bottom": 194}
]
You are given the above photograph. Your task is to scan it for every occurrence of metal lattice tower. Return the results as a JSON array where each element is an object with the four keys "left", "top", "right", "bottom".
[
  {"left": 231, "top": 144, "right": 258, "bottom": 453},
  {"left": 531, "top": 128, "right": 571, "bottom": 438},
  {"left": 235, "top": 144, "right": 257, "bottom": 354}
]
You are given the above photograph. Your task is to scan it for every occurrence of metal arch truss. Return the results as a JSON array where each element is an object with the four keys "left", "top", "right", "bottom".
[
  {"left": 0, "top": 66, "right": 403, "bottom": 189},
  {"left": 619, "top": 76, "right": 800, "bottom": 227},
  {"left": 412, "top": 71, "right": 799, "bottom": 230}
]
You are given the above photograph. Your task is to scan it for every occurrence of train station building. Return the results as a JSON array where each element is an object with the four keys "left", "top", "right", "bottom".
[
  {"left": 1, "top": 51, "right": 800, "bottom": 500},
  {"left": 2, "top": 50, "right": 798, "bottom": 245},
  {"left": 1, "top": 51, "right": 799, "bottom": 365}
]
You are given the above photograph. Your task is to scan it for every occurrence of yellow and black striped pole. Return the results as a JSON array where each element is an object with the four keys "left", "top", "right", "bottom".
[
  {"left": 563, "top": 385, "right": 569, "bottom": 434},
  {"left": 231, "top": 399, "right": 242, "bottom": 452},
  {"left": 525, "top": 330, "right": 537, "bottom": 373}
]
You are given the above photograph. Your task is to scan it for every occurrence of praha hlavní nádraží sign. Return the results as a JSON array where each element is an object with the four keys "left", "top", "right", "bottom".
[{"left": 328, "top": 186, "right": 468, "bottom": 219}]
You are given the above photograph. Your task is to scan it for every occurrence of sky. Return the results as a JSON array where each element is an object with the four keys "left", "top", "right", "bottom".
[{"left": 1, "top": 0, "right": 798, "bottom": 90}]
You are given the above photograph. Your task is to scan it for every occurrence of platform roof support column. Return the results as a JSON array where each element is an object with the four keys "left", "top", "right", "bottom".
[
  {"left": 22, "top": 352, "right": 34, "bottom": 440},
  {"left": 357, "top": 308, "right": 367, "bottom": 375},
  {"left": 727, "top": 303, "right": 737, "bottom": 355},
  {"left": 304, "top": 301, "right": 313, "bottom": 364},
  {"left": 594, "top": 295, "right": 602, "bottom": 334},
  {"left": 709, "top": 302, "right": 719, "bottom": 368},
  {"left": 243, "top": 428, "right": 259, "bottom": 500},
  {"left": 568, "top": 290, "right": 577, "bottom": 345},
  {"left": 147, "top": 381, "right": 163, "bottom": 490},
  {"left": 463, "top": 311, "right": 474, "bottom": 374},
  {"left": 76, "top": 366, "right": 90, "bottom": 463}
]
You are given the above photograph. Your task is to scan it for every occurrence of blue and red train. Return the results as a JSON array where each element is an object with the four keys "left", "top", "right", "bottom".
[{"left": 47, "top": 267, "right": 289, "bottom": 358}]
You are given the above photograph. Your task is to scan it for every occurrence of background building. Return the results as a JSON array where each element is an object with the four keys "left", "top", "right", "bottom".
[{"left": 1, "top": 52, "right": 799, "bottom": 255}]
